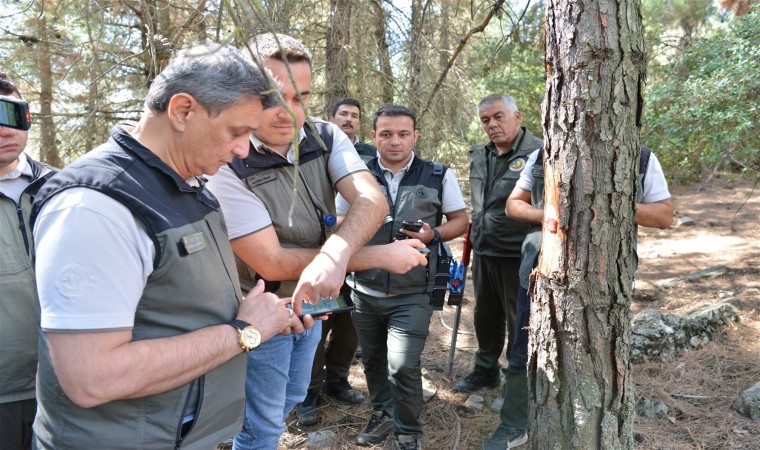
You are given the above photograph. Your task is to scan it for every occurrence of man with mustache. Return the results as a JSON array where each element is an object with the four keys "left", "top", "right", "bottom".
[{"left": 330, "top": 97, "right": 377, "bottom": 161}]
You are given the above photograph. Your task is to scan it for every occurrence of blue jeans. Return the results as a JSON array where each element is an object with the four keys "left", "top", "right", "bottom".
[{"left": 233, "top": 321, "right": 321, "bottom": 450}]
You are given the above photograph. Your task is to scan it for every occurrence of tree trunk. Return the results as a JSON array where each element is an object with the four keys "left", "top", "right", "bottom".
[
  {"left": 371, "top": 0, "right": 394, "bottom": 104},
  {"left": 324, "top": 0, "right": 351, "bottom": 117},
  {"left": 528, "top": 0, "right": 646, "bottom": 448},
  {"left": 35, "top": 4, "right": 60, "bottom": 168},
  {"left": 406, "top": 0, "right": 424, "bottom": 112}
]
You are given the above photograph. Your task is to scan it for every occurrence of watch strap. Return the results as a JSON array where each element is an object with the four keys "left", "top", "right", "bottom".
[
  {"left": 227, "top": 319, "right": 252, "bottom": 331},
  {"left": 431, "top": 228, "right": 442, "bottom": 245}
]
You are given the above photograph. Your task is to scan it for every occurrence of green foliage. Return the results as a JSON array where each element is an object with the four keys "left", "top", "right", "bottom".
[
  {"left": 466, "top": 2, "right": 545, "bottom": 141},
  {"left": 643, "top": 11, "right": 760, "bottom": 183}
]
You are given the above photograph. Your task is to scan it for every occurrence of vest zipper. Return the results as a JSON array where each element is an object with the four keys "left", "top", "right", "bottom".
[
  {"left": 297, "top": 171, "right": 328, "bottom": 245},
  {"left": 15, "top": 201, "right": 31, "bottom": 255},
  {"left": 174, "top": 377, "right": 204, "bottom": 449}
]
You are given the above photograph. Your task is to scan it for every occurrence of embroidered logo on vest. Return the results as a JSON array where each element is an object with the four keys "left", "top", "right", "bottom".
[
  {"left": 245, "top": 171, "right": 278, "bottom": 188},
  {"left": 416, "top": 188, "right": 429, "bottom": 199},
  {"left": 509, "top": 158, "right": 526, "bottom": 172}
]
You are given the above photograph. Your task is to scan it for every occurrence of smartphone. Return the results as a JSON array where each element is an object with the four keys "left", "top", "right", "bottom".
[
  {"left": 0, "top": 97, "right": 31, "bottom": 131},
  {"left": 289, "top": 292, "right": 355, "bottom": 318},
  {"left": 395, "top": 220, "right": 424, "bottom": 240}
]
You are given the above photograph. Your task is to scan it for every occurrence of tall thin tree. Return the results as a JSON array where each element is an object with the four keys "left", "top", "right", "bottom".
[
  {"left": 324, "top": 0, "right": 350, "bottom": 116},
  {"left": 528, "top": 0, "right": 646, "bottom": 447}
]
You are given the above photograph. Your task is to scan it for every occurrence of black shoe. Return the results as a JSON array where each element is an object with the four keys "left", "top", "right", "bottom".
[
  {"left": 452, "top": 371, "right": 500, "bottom": 393},
  {"left": 396, "top": 434, "right": 423, "bottom": 450},
  {"left": 355, "top": 344, "right": 363, "bottom": 359},
  {"left": 482, "top": 424, "right": 525, "bottom": 450},
  {"left": 295, "top": 390, "right": 321, "bottom": 426},
  {"left": 325, "top": 378, "right": 365, "bottom": 404},
  {"left": 356, "top": 410, "right": 394, "bottom": 446}
]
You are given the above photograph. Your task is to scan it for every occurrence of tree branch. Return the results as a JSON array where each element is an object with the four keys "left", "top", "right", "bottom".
[{"left": 418, "top": 0, "right": 509, "bottom": 120}]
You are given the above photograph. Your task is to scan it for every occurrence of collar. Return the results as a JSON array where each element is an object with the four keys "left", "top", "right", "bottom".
[
  {"left": 378, "top": 152, "right": 415, "bottom": 175},
  {"left": 0, "top": 152, "right": 32, "bottom": 181},
  {"left": 487, "top": 128, "right": 525, "bottom": 156},
  {"left": 250, "top": 127, "right": 307, "bottom": 164}
]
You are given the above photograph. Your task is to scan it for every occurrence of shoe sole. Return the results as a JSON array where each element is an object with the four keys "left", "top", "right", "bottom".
[{"left": 507, "top": 434, "right": 527, "bottom": 448}]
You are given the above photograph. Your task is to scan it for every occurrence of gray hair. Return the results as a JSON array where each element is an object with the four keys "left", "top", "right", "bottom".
[
  {"left": 146, "top": 43, "right": 275, "bottom": 116},
  {"left": 477, "top": 94, "right": 519, "bottom": 115}
]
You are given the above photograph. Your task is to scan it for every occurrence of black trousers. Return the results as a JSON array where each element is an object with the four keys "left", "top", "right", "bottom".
[
  {"left": 471, "top": 254, "right": 521, "bottom": 375},
  {"left": 0, "top": 398, "right": 35, "bottom": 450},
  {"left": 307, "top": 309, "right": 360, "bottom": 392}
]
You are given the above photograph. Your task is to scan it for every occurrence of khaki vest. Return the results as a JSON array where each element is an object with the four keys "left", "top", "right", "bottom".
[
  {"left": 0, "top": 158, "right": 53, "bottom": 403},
  {"left": 32, "top": 126, "right": 246, "bottom": 450},
  {"left": 228, "top": 120, "right": 337, "bottom": 296},
  {"left": 469, "top": 128, "right": 542, "bottom": 258}
]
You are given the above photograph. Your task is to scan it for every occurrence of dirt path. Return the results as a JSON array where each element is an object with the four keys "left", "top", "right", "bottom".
[{"left": 280, "top": 177, "right": 760, "bottom": 449}]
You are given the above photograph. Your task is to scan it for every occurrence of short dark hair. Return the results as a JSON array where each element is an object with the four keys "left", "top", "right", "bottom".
[
  {"left": 0, "top": 73, "right": 22, "bottom": 98},
  {"left": 372, "top": 104, "right": 417, "bottom": 130},
  {"left": 243, "top": 33, "right": 312, "bottom": 68},
  {"left": 332, "top": 97, "right": 361, "bottom": 118}
]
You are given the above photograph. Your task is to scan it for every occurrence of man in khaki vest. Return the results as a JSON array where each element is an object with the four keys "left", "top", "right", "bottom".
[
  {"left": 207, "top": 34, "right": 427, "bottom": 449},
  {"left": 31, "top": 44, "right": 302, "bottom": 449}
]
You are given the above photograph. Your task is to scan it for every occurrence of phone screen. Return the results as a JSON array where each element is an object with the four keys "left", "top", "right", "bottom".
[
  {"left": 288, "top": 294, "right": 355, "bottom": 318},
  {"left": 301, "top": 295, "right": 351, "bottom": 316},
  {"left": 0, "top": 100, "right": 18, "bottom": 128},
  {"left": 0, "top": 98, "right": 31, "bottom": 130}
]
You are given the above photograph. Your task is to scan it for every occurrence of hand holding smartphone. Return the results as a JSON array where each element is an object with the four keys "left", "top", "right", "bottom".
[
  {"left": 288, "top": 293, "right": 355, "bottom": 318},
  {"left": 395, "top": 220, "right": 424, "bottom": 240}
]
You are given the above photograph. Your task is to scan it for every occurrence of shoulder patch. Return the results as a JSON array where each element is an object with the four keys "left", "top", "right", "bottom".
[
  {"left": 245, "top": 171, "right": 278, "bottom": 189},
  {"left": 509, "top": 158, "right": 526, "bottom": 172}
]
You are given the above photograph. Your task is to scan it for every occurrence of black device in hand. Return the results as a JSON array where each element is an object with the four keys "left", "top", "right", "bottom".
[
  {"left": 0, "top": 97, "right": 31, "bottom": 131},
  {"left": 395, "top": 220, "right": 424, "bottom": 240},
  {"left": 288, "top": 293, "right": 355, "bottom": 318}
]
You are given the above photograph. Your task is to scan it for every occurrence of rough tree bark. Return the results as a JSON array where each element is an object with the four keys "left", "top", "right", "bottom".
[
  {"left": 35, "top": 5, "right": 60, "bottom": 168},
  {"left": 528, "top": 0, "right": 646, "bottom": 448},
  {"left": 324, "top": 0, "right": 350, "bottom": 117},
  {"left": 406, "top": 0, "right": 424, "bottom": 112},
  {"left": 371, "top": 0, "right": 394, "bottom": 104}
]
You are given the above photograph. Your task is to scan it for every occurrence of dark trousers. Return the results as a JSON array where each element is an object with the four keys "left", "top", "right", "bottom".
[
  {"left": 307, "top": 310, "right": 359, "bottom": 392},
  {"left": 352, "top": 290, "right": 433, "bottom": 438},
  {"left": 0, "top": 398, "right": 35, "bottom": 450},
  {"left": 472, "top": 254, "right": 521, "bottom": 375},
  {"left": 500, "top": 286, "right": 531, "bottom": 432}
]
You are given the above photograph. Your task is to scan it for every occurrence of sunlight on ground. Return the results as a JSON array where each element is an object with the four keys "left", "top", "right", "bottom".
[{"left": 638, "top": 232, "right": 754, "bottom": 260}]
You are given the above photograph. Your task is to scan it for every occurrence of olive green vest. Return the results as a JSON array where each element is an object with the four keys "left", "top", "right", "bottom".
[
  {"left": 32, "top": 127, "right": 246, "bottom": 450},
  {"left": 469, "top": 127, "right": 542, "bottom": 258},
  {"left": 0, "top": 158, "right": 53, "bottom": 403},
  {"left": 228, "top": 120, "right": 337, "bottom": 296}
]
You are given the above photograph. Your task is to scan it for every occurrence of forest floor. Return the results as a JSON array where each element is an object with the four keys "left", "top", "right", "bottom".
[{"left": 278, "top": 176, "right": 760, "bottom": 450}]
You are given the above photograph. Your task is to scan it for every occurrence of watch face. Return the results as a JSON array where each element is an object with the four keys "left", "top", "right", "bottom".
[{"left": 240, "top": 327, "right": 261, "bottom": 349}]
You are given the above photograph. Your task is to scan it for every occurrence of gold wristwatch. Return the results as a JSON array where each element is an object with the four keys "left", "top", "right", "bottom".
[{"left": 227, "top": 319, "right": 261, "bottom": 352}]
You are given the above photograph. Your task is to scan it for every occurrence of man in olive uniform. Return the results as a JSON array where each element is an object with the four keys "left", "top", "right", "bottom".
[{"left": 452, "top": 94, "right": 542, "bottom": 393}]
